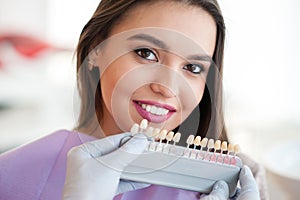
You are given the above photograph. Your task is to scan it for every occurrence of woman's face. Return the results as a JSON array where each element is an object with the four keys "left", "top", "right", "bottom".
[{"left": 93, "top": 1, "right": 217, "bottom": 135}]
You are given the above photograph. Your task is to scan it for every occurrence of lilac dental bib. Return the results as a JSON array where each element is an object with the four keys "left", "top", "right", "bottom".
[{"left": 0, "top": 130, "right": 200, "bottom": 200}]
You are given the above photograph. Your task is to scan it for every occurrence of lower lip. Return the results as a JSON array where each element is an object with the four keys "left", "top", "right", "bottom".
[{"left": 133, "top": 101, "right": 174, "bottom": 123}]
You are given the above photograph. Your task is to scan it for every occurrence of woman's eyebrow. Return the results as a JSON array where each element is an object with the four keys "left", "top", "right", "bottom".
[
  {"left": 187, "top": 55, "right": 212, "bottom": 63},
  {"left": 127, "top": 33, "right": 212, "bottom": 63},
  {"left": 127, "top": 33, "right": 167, "bottom": 49}
]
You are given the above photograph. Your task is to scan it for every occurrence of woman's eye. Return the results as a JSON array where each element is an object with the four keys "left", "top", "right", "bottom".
[
  {"left": 134, "top": 48, "right": 158, "bottom": 62},
  {"left": 183, "top": 64, "right": 203, "bottom": 74}
]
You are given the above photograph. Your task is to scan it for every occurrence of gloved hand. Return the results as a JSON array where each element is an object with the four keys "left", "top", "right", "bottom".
[
  {"left": 62, "top": 132, "right": 149, "bottom": 200},
  {"left": 237, "top": 153, "right": 268, "bottom": 200},
  {"left": 201, "top": 165, "right": 260, "bottom": 200}
]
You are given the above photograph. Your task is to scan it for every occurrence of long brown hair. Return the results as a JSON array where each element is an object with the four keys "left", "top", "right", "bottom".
[{"left": 75, "top": 0, "right": 228, "bottom": 141}]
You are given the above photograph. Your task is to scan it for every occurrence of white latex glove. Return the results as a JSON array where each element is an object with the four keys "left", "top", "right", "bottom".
[
  {"left": 62, "top": 132, "right": 149, "bottom": 200},
  {"left": 201, "top": 165, "right": 260, "bottom": 200}
]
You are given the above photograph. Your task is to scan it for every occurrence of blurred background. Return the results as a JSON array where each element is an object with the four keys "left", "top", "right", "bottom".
[{"left": 0, "top": 0, "right": 299, "bottom": 199}]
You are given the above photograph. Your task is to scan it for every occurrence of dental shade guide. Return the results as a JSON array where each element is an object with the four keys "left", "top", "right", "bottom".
[{"left": 121, "top": 119, "right": 242, "bottom": 197}]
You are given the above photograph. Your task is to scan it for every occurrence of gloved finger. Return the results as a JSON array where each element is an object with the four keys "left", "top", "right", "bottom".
[
  {"left": 229, "top": 187, "right": 241, "bottom": 200},
  {"left": 201, "top": 180, "right": 229, "bottom": 200},
  {"left": 116, "top": 180, "right": 151, "bottom": 195},
  {"left": 98, "top": 134, "right": 148, "bottom": 170},
  {"left": 237, "top": 153, "right": 259, "bottom": 174},
  {"left": 238, "top": 165, "right": 260, "bottom": 200},
  {"left": 79, "top": 132, "right": 132, "bottom": 157}
]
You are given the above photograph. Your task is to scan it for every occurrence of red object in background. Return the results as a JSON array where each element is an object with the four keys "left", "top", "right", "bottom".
[
  {"left": 0, "top": 34, "right": 68, "bottom": 69},
  {"left": 0, "top": 34, "right": 53, "bottom": 57}
]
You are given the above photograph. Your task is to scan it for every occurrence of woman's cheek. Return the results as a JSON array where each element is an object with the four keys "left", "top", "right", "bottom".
[
  {"left": 188, "top": 79, "right": 205, "bottom": 102},
  {"left": 100, "top": 70, "right": 119, "bottom": 112}
]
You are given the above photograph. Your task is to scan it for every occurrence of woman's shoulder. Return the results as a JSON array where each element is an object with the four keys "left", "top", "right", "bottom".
[{"left": 0, "top": 129, "right": 96, "bottom": 200}]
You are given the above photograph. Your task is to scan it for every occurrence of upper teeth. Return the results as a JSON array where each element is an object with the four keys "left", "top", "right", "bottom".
[{"left": 139, "top": 102, "right": 169, "bottom": 116}]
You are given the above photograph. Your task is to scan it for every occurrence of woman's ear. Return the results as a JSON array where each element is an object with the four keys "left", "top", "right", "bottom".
[{"left": 88, "top": 48, "right": 99, "bottom": 71}]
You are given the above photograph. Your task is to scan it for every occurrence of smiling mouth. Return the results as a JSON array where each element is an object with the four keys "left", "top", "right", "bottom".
[
  {"left": 139, "top": 102, "right": 169, "bottom": 115},
  {"left": 133, "top": 100, "right": 176, "bottom": 123}
]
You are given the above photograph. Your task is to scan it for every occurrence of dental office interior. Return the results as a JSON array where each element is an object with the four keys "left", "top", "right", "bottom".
[{"left": 0, "top": 0, "right": 299, "bottom": 199}]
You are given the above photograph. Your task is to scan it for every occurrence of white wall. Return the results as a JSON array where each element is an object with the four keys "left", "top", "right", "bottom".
[
  {"left": 219, "top": 0, "right": 300, "bottom": 127},
  {"left": 0, "top": 0, "right": 48, "bottom": 37},
  {"left": 46, "top": 0, "right": 99, "bottom": 48}
]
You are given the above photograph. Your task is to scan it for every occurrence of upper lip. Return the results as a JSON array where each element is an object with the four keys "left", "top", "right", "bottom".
[{"left": 134, "top": 100, "right": 177, "bottom": 112}]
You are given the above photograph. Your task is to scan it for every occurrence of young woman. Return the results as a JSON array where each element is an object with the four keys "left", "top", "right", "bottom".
[{"left": 0, "top": 0, "right": 267, "bottom": 199}]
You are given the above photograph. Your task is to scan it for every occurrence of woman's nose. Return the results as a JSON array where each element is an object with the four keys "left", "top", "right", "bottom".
[{"left": 150, "top": 83, "right": 176, "bottom": 98}]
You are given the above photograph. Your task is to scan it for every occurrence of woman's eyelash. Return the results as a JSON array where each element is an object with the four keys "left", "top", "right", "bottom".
[
  {"left": 183, "top": 63, "right": 204, "bottom": 74},
  {"left": 134, "top": 48, "right": 158, "bottom": 62}
]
